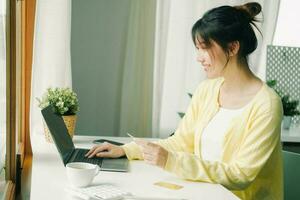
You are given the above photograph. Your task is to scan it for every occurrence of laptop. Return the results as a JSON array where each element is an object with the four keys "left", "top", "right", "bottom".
[{"left": 41, "top": 105, "right": 128, "bottom": 172}]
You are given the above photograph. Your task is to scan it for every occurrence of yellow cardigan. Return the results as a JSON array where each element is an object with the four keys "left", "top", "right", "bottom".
[{"left": 122, "top": 77, "right": 283, "bottom": 200}]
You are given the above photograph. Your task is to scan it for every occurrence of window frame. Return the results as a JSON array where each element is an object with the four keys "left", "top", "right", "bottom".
[
  {"left": 3, "top": 0, "right": 18, "bottom": 198},
  {"left": 18, "top": 0, "right": 34, "bottom": 165},
  {"left": 3, "top": 0, "right": 35, "bottom": 198}
]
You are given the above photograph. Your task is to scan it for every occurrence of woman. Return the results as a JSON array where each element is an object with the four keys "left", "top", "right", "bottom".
[{"left": 86, "top": 2, "right": 283, "bottom": 199}]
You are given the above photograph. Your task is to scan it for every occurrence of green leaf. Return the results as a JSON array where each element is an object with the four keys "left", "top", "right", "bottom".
[
  {"left": 177, "top": 112, "right": 185, "bottom": 118},
  {"left": 266, "top": 79, "right": 277, "bottom": 88},
  {"left": 36, "top": 87, "right": 79, "bottom": 115}
]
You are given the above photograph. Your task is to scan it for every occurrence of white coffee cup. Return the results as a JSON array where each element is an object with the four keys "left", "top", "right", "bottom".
[{"left": 66, "top": 162, "right": 100, "bottom": 188}]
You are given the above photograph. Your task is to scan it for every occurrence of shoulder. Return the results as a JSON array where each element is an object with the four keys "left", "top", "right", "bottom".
[
  {"left": 251, "top": 83, "right": 283, "bottom": 118},
  {"left": 245, "top": 84, "right": 283, "bottom": 131}
]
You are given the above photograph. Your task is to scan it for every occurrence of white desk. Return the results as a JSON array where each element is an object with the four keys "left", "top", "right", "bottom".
[
  {"left": 30, "top": 134, "right": 239, "bottom": 200},
  {"left": 281, "top": 127, "right": 300, "bottom": 143}
]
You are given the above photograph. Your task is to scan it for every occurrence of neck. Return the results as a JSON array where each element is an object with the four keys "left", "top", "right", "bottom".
[{"left": 221, "top": 58, "right": 259, "bottom": 93}]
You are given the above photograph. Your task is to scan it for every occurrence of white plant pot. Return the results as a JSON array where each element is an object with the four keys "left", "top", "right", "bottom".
[{"left": 282, "top": 116, "right": 292, "bottom": 130}]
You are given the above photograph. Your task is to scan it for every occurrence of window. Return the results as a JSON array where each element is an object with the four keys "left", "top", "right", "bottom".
[
  {"left": 1, "top": 0, "right": 19, "bottom": 199},
  {"left": 0, "top": 0, "right": 7, "bottom": 196}
]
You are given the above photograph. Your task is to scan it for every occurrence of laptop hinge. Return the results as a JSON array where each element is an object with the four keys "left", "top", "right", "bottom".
[{"left": 64, "top": 148, "right": 76, "bottom": 165}]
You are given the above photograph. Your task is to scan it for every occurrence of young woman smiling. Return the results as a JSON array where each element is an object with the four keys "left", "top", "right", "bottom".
[{"left": 86, "top": 2, "right": 283, "bottom": 199}]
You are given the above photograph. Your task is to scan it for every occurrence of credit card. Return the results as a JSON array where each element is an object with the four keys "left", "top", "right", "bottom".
[
  {"left": 154, "top": 181, "right": 183, "bottom": 190},
  {"left": 127, "top": 133, "right": 135, "bottom": 140}
]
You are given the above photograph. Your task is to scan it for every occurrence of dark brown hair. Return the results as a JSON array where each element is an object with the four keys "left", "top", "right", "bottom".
[{"left": 192, "top": 2, "right": 262, "bottom": 62}]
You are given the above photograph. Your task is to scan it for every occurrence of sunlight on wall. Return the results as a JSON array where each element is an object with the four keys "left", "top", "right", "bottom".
[{"left": 273, "top": 0, "right": 300, "bottom": 47}]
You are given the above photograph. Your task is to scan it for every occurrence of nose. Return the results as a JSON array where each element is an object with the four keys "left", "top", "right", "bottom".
[{"left": 196, "top": 51, "right": 205, "bottom": 63}]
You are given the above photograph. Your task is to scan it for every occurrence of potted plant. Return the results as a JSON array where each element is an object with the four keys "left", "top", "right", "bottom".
[
  {"left": 37, "top": 87, "right": 79, "bottom": 142},
  {"left": 177, "top": 93, "right": 193, "bottom": 119},
  {"left": 267, "top": 80, "right": 300, "bottom": 129},
  {"left": 281, "top": 95, "right": 300, "bottom": 129}
]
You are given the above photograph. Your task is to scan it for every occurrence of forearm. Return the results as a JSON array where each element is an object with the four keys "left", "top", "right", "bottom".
[
  {"left": 164, "top": 151, "right": 253, "bottom": 190},
  {"left": 122, "top": 142, "right": 144, "bottom": 160}
]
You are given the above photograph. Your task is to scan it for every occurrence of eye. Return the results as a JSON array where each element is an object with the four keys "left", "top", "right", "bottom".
[
  {"left": 198, "top": 41, "right": 210, "bottom": 49},
  {"left": 200, "top": 44, "right": 208, "bottom": 49}
]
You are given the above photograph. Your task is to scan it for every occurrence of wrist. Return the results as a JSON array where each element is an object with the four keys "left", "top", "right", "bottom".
[
  {"left": 119, "top": 147, "right": 126, "bottom": 157},
  {"left": 118, "top": 146, "right": 126, "bottom": 157}
]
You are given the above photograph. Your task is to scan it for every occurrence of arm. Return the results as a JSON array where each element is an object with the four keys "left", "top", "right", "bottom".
[
  {"left": 164, "top": 98, "right": 283, "bottom": 190},
  {"left": 122, "top": 80, "right": 208, "bottom": 160},
  {"left": 156, "top": 89, "right": 202, "bottom": 153}
]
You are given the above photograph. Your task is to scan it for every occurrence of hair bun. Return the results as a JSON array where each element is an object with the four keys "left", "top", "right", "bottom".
[{"left": 235, "top": 2, "right": 261, "bottom": 21}]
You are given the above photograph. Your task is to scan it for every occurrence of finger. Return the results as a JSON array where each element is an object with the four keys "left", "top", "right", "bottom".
[
  {"left": 144, "top": 157, "right": 157, "bottom": 166},
  {"left": 142, "top": 146, "right": 159, "bottom": 155},
  {"left": 134, "top": 138, "right": 149, "bottom": 147},
  {"left": 143, "top": 153, "right": 155, "bottom": 162},
  {"left": 146, "top": 142, "right": 158, "bottom": 148},
  {"left": 96, "top": 151, "right": 113, "bottom": 158},
  {"left": 138, "top": 141, "right": 156, "bottom": 150},
  {"left": 88, "top": 144, "right": 110, "bottom": 158},
  {"left": 144, "top": 151, "right": 163, "bottom": 165},
  {"left": 85, "top": 146, "right": 98, "bottom": 157},
  {"left": 142, "top": 148, "right": 154, "bottom": 156},
  {"left": 147, "top": 143, "right": 162, "bottom": 153}
]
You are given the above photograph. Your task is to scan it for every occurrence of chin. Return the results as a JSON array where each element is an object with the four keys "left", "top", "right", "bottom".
[{"left": 206, "top": 73, "right": 218, "bottom": 79}]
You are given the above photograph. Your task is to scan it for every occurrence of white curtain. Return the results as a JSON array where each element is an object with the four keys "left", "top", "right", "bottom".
[
  {"left": 152, "top": 0, "right": 171, "bottom": 138},
  {"left": 118, "top": 0, "right": 156, "bottom": 137},
  {"left": 153, "top": 0, "right": 280, "bottom": 138},
  {"left": 250, "top": 0, "right": 280, "bottom": 80},
  {"left": 30, "top": 0, "right": 72, "bottom": 147},
  {"left": 0, "top": 0, "right": 6, "bottom": 173}
]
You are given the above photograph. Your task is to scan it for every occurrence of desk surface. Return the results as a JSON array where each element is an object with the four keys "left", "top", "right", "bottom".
[
  {"left": 30, "top": 134, "right": 239, "bottom": 200},
  {"left": 281, "top": 127, "right": 300, "bottom": 143}
]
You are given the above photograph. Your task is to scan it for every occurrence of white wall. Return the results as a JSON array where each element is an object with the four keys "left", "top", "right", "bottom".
[{"left": 273, "top": 0, "right": 300, "bottom": 46}]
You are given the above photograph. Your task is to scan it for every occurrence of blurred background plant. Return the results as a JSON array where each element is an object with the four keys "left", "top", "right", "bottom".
[
  {"left": 267, "top": 79, "right": 300, "bottom": 117},
  {"left": 177, "top": 93, "right": 193, "bottom": 119}
]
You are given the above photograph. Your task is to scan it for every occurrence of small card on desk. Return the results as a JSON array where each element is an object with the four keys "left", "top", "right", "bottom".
[{"left": 154, "top": 181, "right": 183, "bottom": 190}]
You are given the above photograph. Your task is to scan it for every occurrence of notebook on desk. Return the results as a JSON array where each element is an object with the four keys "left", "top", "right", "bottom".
[{"left": 41, "top": 105, "right": 128, "bottom": 172}]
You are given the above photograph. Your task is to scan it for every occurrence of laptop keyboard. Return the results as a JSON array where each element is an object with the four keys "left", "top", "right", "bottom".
[{"left": 71, "top": 149, "right": 103, "bottom": 166}]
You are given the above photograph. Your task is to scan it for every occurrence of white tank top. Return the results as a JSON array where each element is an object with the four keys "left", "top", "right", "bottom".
[{"left": 201, "top": 107, "right": 245, "bottom": 161}]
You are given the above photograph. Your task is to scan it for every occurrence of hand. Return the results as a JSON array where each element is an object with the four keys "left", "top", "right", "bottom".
[
  {"left": 136, "top": 140, "right": 169, "bottom": 168},
  {"left": 85, "top": 142, "right": 125, "bottom": 158}
]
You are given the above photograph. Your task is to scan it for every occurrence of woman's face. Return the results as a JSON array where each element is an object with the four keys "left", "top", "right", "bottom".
[{"left": 195, "top": 38, "right": 228, "bottom": 79}]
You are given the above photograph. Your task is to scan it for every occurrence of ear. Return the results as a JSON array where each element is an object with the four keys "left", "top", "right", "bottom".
[{"left": 228, "top": 41, "right": 240, "bottom": 56}]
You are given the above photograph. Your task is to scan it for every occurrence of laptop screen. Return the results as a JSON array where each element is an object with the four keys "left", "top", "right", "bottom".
[{"left": 41, "top": 105, "right": 75, "bottom": 162}]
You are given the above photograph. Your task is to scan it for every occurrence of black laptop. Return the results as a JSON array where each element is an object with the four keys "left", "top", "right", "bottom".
[{"left": 41, "top": 105, "right": 128, "bottom": 172}]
